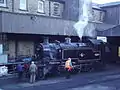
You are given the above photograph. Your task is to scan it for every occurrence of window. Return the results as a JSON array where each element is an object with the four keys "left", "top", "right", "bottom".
[
  {"left": 19, "top": 0, "right": 27, "bottom": 10},
  {"left": 92, "top": 10, "right": 95, "bottom": 21},
  {"left": 99, "top": 11, "right": 105, "bottom": 22},
  {"left": 50, "top": 1, "right": 64, "bottom": 17},
  {"left": 0, "top": 0, "right": 4, "bottom": 3},
  {"left": 38, "top": 0, "right": 45, "bottom": 13},
  {"left": 3, "top": 42, "right": 9, "bottom": 51},
  {"left": 0, "top": 0, "right": 6, "bottom": 7},
  {"left": 53, "top": 3, "right": 60, "bottom": 16}
]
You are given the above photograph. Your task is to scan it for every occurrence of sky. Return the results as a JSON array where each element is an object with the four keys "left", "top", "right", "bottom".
[{"left": 92, "top": 0, "right": 120, "bottom": 4}]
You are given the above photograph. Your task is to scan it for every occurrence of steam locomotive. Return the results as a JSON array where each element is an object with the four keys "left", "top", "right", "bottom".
[{"left": 35, "top": 37, "right": 105, "bottom": 78}]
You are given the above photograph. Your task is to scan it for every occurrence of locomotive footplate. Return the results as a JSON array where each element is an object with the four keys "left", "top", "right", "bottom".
[
  {"left": 78, "top": 59, "right": 101, "bottom": 63},
  {"left": 49, "top": 60, "right": 61, "bottom": 65}
]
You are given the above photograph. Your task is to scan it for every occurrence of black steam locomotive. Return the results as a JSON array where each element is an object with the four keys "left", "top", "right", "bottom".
[{"left": 35, "top": 37, "right": 104, "bottom": 78}]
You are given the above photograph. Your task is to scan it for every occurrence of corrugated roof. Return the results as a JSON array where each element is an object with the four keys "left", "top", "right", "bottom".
[
  {"left": 92, "top": 3, "right": 101, "bottom": 9},
  {"left": 92, "top": 3, "right": 105, "bottom": 11},
  {"left": 96, "top": 23, "right": 117, "bottom": 31},
  {"left": 97, "top": 25, "right": 120, "bottom": 36},
  {"left": 89, "top": 21, "right": 117, "bottom": 31},
  {"left": 100, "top": 1, "right": 120, "bottom": 7}
]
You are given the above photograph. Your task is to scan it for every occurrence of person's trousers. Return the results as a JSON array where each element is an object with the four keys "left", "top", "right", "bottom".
[
  {"left": 65, "top": 68, "right": 71, "bottom": 79},
  {"left": 30, "top": 72, "right": 36, "bottom": 83},
  {"left": 18, "top": 71, "right": 23, "bottom": 80}
]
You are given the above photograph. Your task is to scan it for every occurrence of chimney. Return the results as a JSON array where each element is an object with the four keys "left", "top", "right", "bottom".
[
  {"left": 65, "top": 37, "right": 71, "bottom": 44},
  {"left": 43, "top": 37, "right": 49, "bottom": 44}
]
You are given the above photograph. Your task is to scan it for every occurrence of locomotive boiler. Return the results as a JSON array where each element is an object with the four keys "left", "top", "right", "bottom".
[{"left": 35, "top": 37, "right": 104, "bottom": 78}]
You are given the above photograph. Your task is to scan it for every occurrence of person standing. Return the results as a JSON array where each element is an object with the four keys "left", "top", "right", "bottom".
[
  {"left": 29, "top": 61, "right": 37, "bottom": 83},
  {"left": 65, "top": 58, "right": 73, "bottom": 79},
  {"left": 16, "top": 64, "right": 23, "bottom": 81},
  {"left": 24, "top": 63, "right": 29, "bottom": 78}
]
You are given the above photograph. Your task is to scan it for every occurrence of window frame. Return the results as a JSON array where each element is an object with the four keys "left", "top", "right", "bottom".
[
  {"left": 50, "top": 1, "right": 64, "bottom": 18},
  {"left": 19, "top": 0, "right": 27, "bottom": 10},
  {"left": 53, "top": 2, "right": 60, "bottom": 16},
  {"left": 38, "top": 0, "right": 45, "bottom": 13},
  {"left": 99, "top": 11, "right": 105, "bottom": 22},
  {"left": 0, "top": 0, "right": 6, "bottom": 7}
]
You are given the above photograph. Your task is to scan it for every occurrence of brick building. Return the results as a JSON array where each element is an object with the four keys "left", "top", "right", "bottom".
[
  {"left": 97, "top": 2, "right": 120, "bottom": 37},
  {"left": 0, "top": 0, "right": 112, "bottom": 60},
  {"left": 0, "top": 0, "right": 80, "bottom": 59}
]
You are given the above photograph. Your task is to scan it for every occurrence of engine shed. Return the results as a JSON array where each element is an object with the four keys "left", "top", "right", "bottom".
[{"left": 97, "top": 25, "right": 120, "bottom": 63}]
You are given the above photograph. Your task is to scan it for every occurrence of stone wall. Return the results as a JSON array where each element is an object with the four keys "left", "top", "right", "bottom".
[{"left": 3, "top": 40, "right": 34, "bottom": 59}]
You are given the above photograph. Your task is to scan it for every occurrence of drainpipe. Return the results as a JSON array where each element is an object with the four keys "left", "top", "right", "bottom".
[
  {"left": 15, "top": 40, "right": 18, "bottom": 58},
  {"left": 12, "top": 0, "right": 14, "bottom": 12}
]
